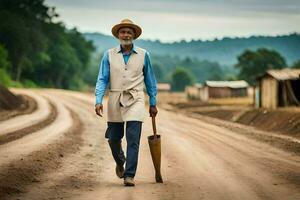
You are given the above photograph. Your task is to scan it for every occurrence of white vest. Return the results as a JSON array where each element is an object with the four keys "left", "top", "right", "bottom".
[{"left": 107, "top": 46, "right": 146, "bottom": 122}]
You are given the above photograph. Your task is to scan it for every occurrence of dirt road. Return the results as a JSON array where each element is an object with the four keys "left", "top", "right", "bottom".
[{"left": 0, "top": 89, "right": 299, "bottom": 200}]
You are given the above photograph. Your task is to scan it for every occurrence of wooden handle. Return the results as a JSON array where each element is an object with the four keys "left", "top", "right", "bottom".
[{"left": 152, "top": 116, "right": 157, "bottom": 136}]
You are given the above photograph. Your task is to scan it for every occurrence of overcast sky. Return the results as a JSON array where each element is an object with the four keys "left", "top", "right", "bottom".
[{"left": 46, "top": 0, "right": 300, "bottom": 42}]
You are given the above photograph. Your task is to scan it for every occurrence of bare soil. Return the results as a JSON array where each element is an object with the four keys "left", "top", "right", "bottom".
[
  {"left": 0, "top": 101, "right": 56, "bottom": 145},
  {"left": 0, "top": 85, "right": 23, "bottom": 111},
  {"left": 0, "top": 89, "right": 299, "bottom": 200},
  {"left": 237, "top": 109, "right": 300, "bottom": 138},
  {"left": 165, "top": 91, "right": 300, "bottom": 140}
]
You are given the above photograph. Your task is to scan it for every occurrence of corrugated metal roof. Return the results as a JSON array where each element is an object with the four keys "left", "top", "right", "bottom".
[
  {"left": 205, "top": 80, "right": 249, "bottom": 88},
  {"left": 265, "top": 69, "right": 300, "bottom": 80}
]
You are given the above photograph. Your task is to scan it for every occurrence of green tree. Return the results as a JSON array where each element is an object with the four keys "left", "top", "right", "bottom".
[
  {"left": 171, "top": 67, "right": 194, "bottom": 91},
  {"left": 291, "top": 60, "right": 300, "bottom": 69},
  {"left": 235, "top": 48, "right": 286, "bottom": 84},
  {"left": 0, "top": 44, "right": 12, "bottom": 86},
  {"left": 0, "top": 0, "right": 95, "bottom": 89},
  {"left": 0, "top": 44, "right": 11, "bottom": 71},
  {"left": 0, "top": 0, "right": 52, "bottom": 81}
]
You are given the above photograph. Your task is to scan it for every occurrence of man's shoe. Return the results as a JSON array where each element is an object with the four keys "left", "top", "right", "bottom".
[
  {"left": 124, "top": 177, "right": 135, "bottom": 186},
  {"left": 116, "top": 165, "right": 124, "bottom": 178}
]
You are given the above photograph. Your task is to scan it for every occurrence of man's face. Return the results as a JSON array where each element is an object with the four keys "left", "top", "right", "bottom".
[{"left": 118, "top": 27, "right": 135, "bottom": 45}]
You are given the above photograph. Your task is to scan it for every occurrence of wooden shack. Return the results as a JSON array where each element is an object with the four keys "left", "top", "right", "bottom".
[
  {"left": 205, "top": 80, "right": 249, "bottom": 98},
  {"left": 186, "top": 80, "right": 249, "bottom": 101},
  {"left": 257, "top": 69, "right": 300, "bottom": 109}
]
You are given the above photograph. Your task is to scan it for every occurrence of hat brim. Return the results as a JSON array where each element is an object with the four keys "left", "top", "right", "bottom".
[{"left": 111, "top": 23, "right": 142, "bottom": 40}]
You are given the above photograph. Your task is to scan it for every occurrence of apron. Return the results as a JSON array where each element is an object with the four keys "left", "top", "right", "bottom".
[{"left": 107, "top": 46, "right": 147, "bottom": 122}]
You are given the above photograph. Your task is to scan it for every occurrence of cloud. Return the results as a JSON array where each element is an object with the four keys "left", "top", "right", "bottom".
[
  {"left": 47, "top": 0, "right": 300, "bottom": 15},
  {"left": 46, "top": 0, "right": 300, "bottom": 41}
]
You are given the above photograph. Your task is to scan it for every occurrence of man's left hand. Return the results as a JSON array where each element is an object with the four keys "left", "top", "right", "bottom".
[{"left": 149, "top": 105, "right": 158, "bottom": 117}]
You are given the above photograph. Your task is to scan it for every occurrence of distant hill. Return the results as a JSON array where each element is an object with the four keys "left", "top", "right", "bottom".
[{"left": 84, "top": 33, "right": 300, "bottom": 66}]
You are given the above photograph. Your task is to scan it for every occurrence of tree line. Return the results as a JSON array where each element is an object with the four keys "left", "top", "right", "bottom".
[
  {"left": 0, "top": 0, "right": 95, "bottom": 89},
  {"left": 153, "top": 48, "right": 300, "bottom": 90},
  {"left": 85, "top": 51, "right": 225, "bottom": 92},
  {"left": 71, "top": 47, "right": 300, "bottom": 92}
]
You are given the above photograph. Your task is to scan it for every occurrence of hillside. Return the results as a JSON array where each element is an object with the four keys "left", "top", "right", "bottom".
[{"left": 84, "top": 33, "right": 300, "bottom": 66}]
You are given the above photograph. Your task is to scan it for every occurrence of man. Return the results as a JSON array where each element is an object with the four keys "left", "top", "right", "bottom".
[{"left": 94, "top": 19, "right": 158, "bottom": 187}]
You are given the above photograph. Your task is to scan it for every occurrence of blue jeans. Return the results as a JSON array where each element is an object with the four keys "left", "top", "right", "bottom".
[{"left": 105, "top": 121, "right": 142, "bottom": 178}]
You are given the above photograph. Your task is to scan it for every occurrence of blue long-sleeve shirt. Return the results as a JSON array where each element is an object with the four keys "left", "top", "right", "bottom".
[{"left": 95, "top": 44, "right": 157, "bottom": 106}]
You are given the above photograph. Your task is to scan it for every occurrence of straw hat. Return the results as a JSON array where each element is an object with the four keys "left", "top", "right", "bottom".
[{"left": 111, "top": 19, "right": 142, "bottom": 39}]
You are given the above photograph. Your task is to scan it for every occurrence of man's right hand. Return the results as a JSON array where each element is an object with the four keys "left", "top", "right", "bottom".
[{"left": 95, "top": 104, "right": 103, "bottom": 117}]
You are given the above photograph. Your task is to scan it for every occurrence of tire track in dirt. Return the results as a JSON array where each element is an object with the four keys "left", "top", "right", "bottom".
[
  {"left": 15, "top": 91, "right": 106, "bottom": 200},
  {"left": 162, "top": 104, "right": 300, "bottom": 150},
  {"left": 0, "top": 90, "right": 84, "bottom": 200},
  {"left": 164, "top": 127, "right": 279, "bottom": 199},
  {"left": 169, "top": 113, "right": 300, "bottom": 165},
  {"left": 147, "top": 115, "right": 272, "bottom": 200},
  {"left": 0, "top": 94, "right": 37, "bottom": 121},
  {"left": 163, "top": 111, "right": 300, "bottom": 173},
  {"left": 0, "top": 100, "right": 57, "bottom": 145},
  {"left": 0, "top": 90, "right": 51, "bottom": 135},
  {"left": 187, "top": 112, "right": 300, "bottom": 155},
  {"left": 158, "top": 109, "right": 300, "bottom": 199}
]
